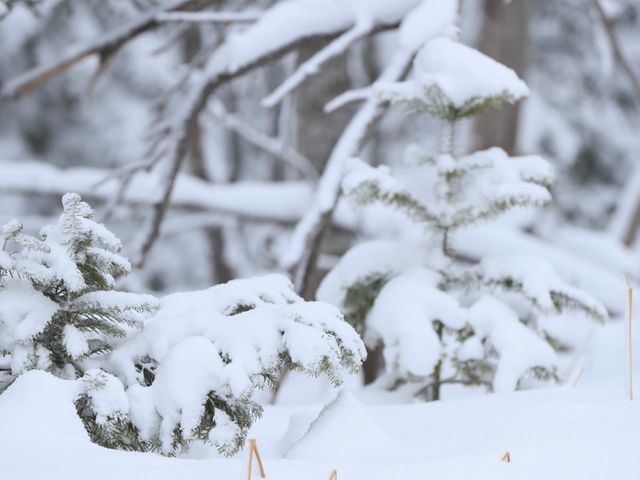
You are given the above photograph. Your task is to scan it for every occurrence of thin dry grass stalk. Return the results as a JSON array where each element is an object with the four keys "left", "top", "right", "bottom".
[
  {"left": 625, "top": 275, "right": 634, "bottom": 401},
  {"left": 571, "top": 368, "right": 585, "bottom": 388},
  {"left": 247, "top": 438, "right": 266, "bottom": 480}
]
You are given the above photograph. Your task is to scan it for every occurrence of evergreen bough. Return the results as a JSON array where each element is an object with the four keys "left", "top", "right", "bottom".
[
  {"left": 0, "top": 194, "right": 365, "bottom": 456},
  {"left": 318, "top": 36, "right": 608, "bottom": 400}
]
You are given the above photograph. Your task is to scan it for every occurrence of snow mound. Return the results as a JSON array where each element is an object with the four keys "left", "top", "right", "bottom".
[
  {"left": 285, "top": 390, "right": 390, "bottom": 461},
  {"left": 0, "top": 371, "right": 87, "bottom": 451}
]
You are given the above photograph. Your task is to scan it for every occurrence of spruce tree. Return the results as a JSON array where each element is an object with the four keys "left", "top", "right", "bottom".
[
  {"left": 0, "top": 193, "right": 365, "bottom": 455},
  {"left": 0, "top": 193, "right": 158, "bottom": 380},
  {"left": 318, "top": 36, "right": 608, "bottom": 400}
]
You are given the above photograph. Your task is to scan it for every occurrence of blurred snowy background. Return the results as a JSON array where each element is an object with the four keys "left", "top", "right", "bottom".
[
  {"left": 0, "top": 0, "right": 638, "bottom": 300},
  {"left": 1, "top": 2, "right": 640, "bottom": 478}
]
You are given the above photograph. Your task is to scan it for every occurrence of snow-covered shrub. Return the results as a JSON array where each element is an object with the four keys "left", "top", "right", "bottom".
[
  {"left": 0, "top": 193, "right": 365, "bottom": 455},
  {"left": 318, "top": 36, "right": 608, "bottom": 399},
  {"left": 100, "top": 275, "right": 365, "bottom": 455}
]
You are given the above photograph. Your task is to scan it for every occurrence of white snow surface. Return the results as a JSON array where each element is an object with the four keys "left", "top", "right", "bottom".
[
  {"left": 2, "top": 363, "right": 640, "bottom": 479},
  {"left": 284, "top": 390, "right": 390, "bottom": 461},
  {"left": 414, "top": 36, "right": 529, "bottom": 106}
]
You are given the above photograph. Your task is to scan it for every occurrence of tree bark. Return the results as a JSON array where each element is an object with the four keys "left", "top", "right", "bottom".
[
  {"left": 293, "top": 39, "right": 355, "bottom": 299},
  {"left": 473, "top": 0, "right": 531, "bottom": 154},
  {"left": 184, "top": 27, "right": 234, "bottom": 284},
  {"left": 363, "top": 344, "right": 384, "bottom": 385}
]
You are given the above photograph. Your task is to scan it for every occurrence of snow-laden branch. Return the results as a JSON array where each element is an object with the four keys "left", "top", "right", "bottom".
[
  {"left": 0, "top": 161, "right": 311, "bottom": 225},
  {"left": 592, "top": 0, "right": 640, "bottom": 102},
  {"left": 1, "top": 0, "right": 202, "bottom": 98},
  {"left": 208, "top": 99, "right": 318, "bottom": 182},
  {"left": 137, "top": 0, "right": 415, "bottom": 264},
  {"left": 324, "top": 88, "right": 371, "bottom": 113},
  {"left": 283, "top": 50, "right": 416, "bottom": 296},
  {"left": 261, "top": 15, "right": 375, "bottom": 108},
  {"left": 279, "top": 0, "right": 461, "bottom": 296},
  {"left": 452, "top": 224, "right": 629, "bottom": 315},
  {"left": 156, "top": 10, "right": 261, "bottom": 24},
  {"left": 592, "top": 0, "right": 640, "bottom": 245},
  {"left": 0, "top": 166, "right": 630, "bottom": 314}
]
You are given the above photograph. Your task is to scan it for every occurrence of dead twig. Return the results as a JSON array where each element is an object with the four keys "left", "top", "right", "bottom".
[
  {"left": 625, "top": 275, "right": 634, "bottom": 400},
  {"left": 592, "top": 0, "right": 640, "bottom": 102},
  {"left": 2, "top": 0, "right": 208, "bottom": 98},
  {"left": 246, "top": 438, "right": 266, "bottom": 480}
]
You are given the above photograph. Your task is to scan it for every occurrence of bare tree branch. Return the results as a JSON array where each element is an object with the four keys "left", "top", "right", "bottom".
[
  {"left": 592, "top": 0, "right": 640, "bottom": 245},
  {"left": 137, "top": 20, "right": 403, "bottom": 265},
  {"left": 156, "top": 10, "right": 260, "bottom": 23},
  {"left": 262, "top": 16, "right": 375, "bottom": 108},
  {"left": 208, "top": 99, "right": 318, "bottom": 182},
  {"left": 1, "top": 0, "right": 207, "bottom": 98},
  {"left": 4, "top": 0, "right": 408, "bottom": 266},
  {"left": 284, "top": 49, "right": 416, "bottom": 297},
  {"left": 592, "top": 0, "right": 640, "bottom": 101}
]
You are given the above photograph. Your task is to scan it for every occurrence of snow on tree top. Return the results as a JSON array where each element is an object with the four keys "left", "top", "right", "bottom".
[
  {"left": 377, "top": 36, "right": 529, "bottom": 118},
  {"left": 414, "top": 36, "right": 529, "bottom": 107}
]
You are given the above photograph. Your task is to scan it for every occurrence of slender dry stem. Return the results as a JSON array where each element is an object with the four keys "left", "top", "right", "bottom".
[
  {"left": 625, "top": 275, "right": 634, "bottom": 400},
  {"left": 571, "top": 368, "right": 585, "bottom": 388},
  {"left": 247, "top": 438, "right": 266, "bottom": 480}
]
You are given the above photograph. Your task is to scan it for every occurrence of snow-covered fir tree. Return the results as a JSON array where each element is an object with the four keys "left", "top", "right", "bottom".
[
  {"left": 0, "top": 193, "right": 365, "bottom": 455},
  {"left": 0, "top": 193, "right": 158, "bottom": 383},
  {"left": 317, "top": 35, "right": 609, "bottom": 400}
]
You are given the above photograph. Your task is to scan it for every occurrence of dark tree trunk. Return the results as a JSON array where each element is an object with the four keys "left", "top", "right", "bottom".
[
  {"left": 184, "top": 27, "right": 234, "bottom": 284},
  {"left": 363, "top": 344, "right": 384, "bottom": 385},
  {"left": 473, "top": 0, "right": 531, "bottom": 154},
  {"left": 293, "top": 39, "right": 355, "bottom": 299}
]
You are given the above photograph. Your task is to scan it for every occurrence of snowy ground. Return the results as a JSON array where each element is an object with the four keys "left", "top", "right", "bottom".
[{"left": 2, "top": 320, "right": 639, "bottom": 480}]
